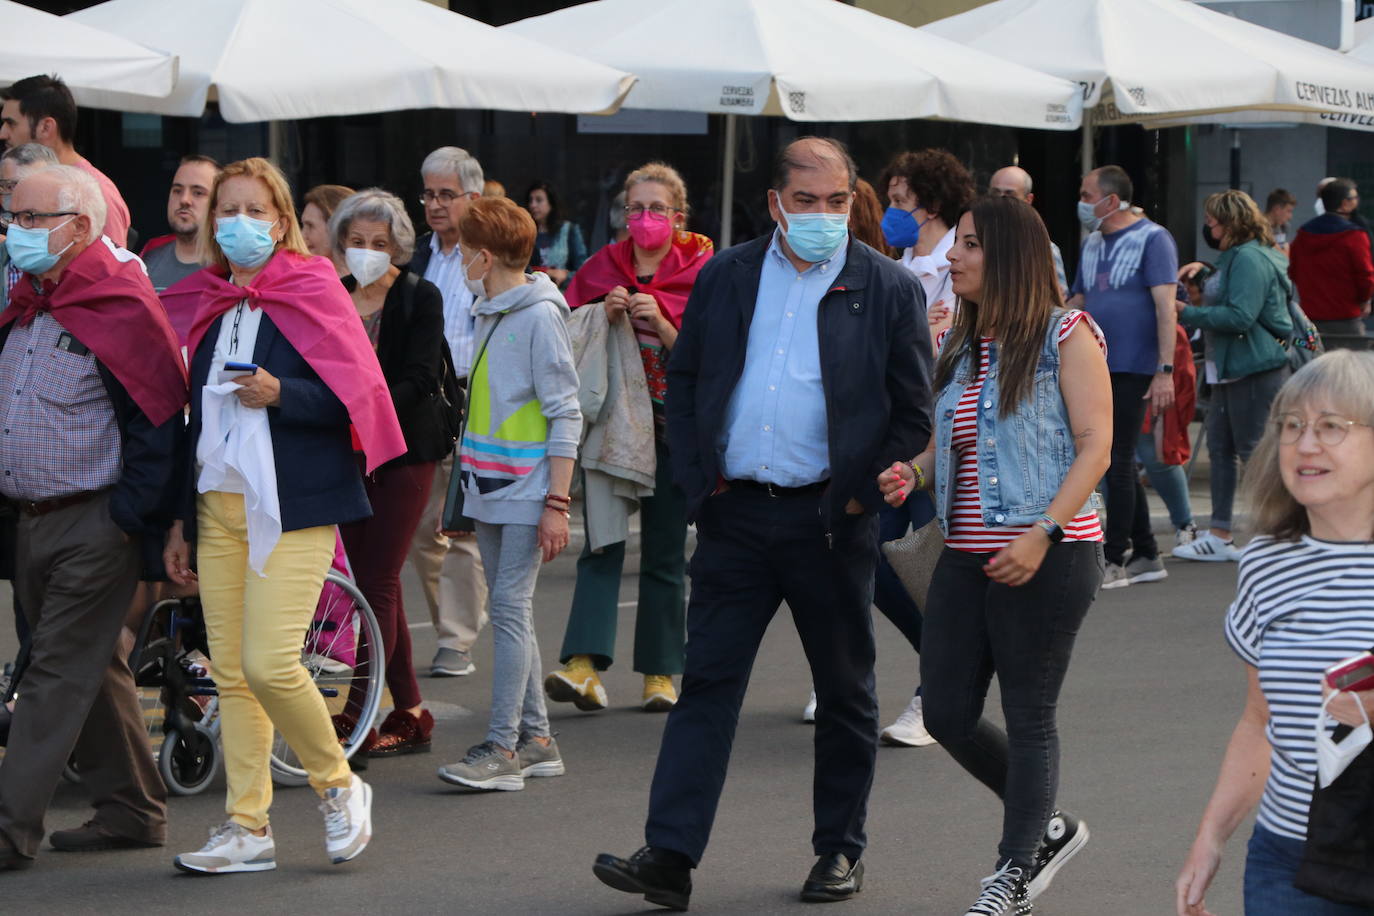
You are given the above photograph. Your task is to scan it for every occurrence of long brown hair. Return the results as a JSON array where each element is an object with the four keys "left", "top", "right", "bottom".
[
  {"left": 934, "top": 195, "right": 1064, "bottom": 416},
  {"left": 848, "top": 178, "right": 894, "bottom": 257}
]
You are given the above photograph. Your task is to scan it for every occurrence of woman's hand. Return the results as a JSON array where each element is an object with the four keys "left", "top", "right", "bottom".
[
  {"left": 878, "top": 461, "right": 915, "bottom": 506},
  {"left": 1322, "top": 681, "right": 1374, "bottom": 727},
  {"left": 604, "top": 286, "right": 630, "bottom": 324},
  {"left": 538, "top": 507, "right": 570, "bottom": 563},
  {"left": 927, "top": 302, "right": 952, "bottom": 330},
  {"left": 985, "top": 528, "right": 1050, "bottom": 586},
  {"left": 163, "top": 521, "right": 197, "bottom": 587},
  {"left": 628, "top": 292, "right": 669, "bottom": 332},
  {"left": 1175, "top": 836, "right": 1223, "bottom": 916},
  {"left": 1178, "top": 262, "right": 1208, "bottom": 283},
  {"left": 233, "top": 367, "right": 281, "bottom": 409}
]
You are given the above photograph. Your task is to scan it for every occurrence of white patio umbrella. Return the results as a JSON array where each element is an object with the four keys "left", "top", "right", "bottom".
[
  {"left": 1, "top": 0, "right": 176, "bottom": 101},
  {"left": 66, "top": 0, "right": 635, "bottom": 122},
  {"left": 925, "top": 0, "right": 1374, "bottom": 169},
  {"left": 506, "top": 0, "right": 1083, "bottom": 246}
]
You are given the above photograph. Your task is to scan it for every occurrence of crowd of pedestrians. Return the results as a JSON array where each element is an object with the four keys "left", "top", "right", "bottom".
[{"left": 0, "top": 71, "right": 1372, "bottom": 916}]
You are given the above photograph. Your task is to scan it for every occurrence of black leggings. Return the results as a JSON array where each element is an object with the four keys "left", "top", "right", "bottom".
[{"left": 920, "top": 541, "right": 1103, "bottom": 866}]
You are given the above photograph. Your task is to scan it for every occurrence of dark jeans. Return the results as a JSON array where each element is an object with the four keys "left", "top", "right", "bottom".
[
  {"left": 920, "top": 541, "right": 1103, "bottom": 867},
  {"left": 561, "top": 439, "right": 688, "bottom": 674},
  {"left": 1244, "top": 824, "right": 1374, "bottom": 915},
  {"left": 1104, "top": 372, "right": 1156, "bottom": 566},
  {"left": 1207, "top": 366, "right": 1288, "bottom": 529},
  {"left": 645, "top": 487, "right": 879, "bottom": 864},
  {"left": 340, "top": 459, "right": 435, "bottom": 712}
]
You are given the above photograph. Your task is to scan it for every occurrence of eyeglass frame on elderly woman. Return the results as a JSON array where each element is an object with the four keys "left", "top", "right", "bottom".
[
  {"left": 624, "top": 204, "right": 681, "bottom": 219},
  {"left": 1, "top": 209, "right": 78, "bottom": 230},
  {"left": 1274, "top": 412, "right": 1372, "bottom": 446}
]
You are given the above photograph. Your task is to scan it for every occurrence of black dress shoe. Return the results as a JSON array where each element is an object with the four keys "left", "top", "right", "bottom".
[
  {"left": 800, "top": 852, "right": 864, "bottom": 903},
  {"left": 50, "top": 820, "right": 163, "bottom": 852},
  {"left": 593, "top": 845, "right": 693, "bottom": 911}
]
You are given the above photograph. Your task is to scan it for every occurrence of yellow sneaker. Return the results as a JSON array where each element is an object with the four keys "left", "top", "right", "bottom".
[
  {"left": 543, "top": 655, "right": 608, "bottom": 711},
  {"left": 642, "top": 675, "right": 677, "bottom": 712}
]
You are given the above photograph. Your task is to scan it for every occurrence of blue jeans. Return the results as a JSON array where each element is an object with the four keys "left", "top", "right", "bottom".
[
  {"left": 474, "top": 521, "right": 551, "bottom": 751},
  {"left": 1244, "top": 824, "right": 1374, "bottom": 915},
  {"left": 1136, "top": 430, "right": 1193, "bottom": 530}
]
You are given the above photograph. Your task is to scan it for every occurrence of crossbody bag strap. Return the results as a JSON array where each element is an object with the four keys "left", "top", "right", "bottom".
[{"left": 455, "top": 311, "right": 507, "bottom": 448}]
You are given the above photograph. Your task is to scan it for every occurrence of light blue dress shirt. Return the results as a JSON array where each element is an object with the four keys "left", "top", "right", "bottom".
[{"left": 719, "top": 231, "right": 847, "bottom": 487}]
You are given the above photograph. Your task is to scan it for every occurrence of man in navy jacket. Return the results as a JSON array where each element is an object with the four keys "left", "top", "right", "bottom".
[{"left": 594, "top": 137, "right": 933, "bottom": 909}]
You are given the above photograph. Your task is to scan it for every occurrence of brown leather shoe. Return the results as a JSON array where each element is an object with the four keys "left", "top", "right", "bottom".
[
  {"left": 50, "top": 820, "right": 163, "bottom": 852},
  {"left": 367, "top": 708, "right": 435, "bottom": 757}
]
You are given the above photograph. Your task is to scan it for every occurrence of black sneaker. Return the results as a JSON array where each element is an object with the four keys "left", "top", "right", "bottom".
[
  {"left": 964, "top": 859, "right": 1032, "bottom": 915},
  {"left": 1027, "top": 810, "right": 1090, "bottom": 900}
]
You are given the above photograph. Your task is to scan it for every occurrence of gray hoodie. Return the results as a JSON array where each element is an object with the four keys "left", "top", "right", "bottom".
[{"left": 459, "top": 272, "right": 582, "bottom": 526}]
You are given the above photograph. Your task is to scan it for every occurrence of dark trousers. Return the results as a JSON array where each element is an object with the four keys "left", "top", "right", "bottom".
[
  {"left": 644, "top": 488, "right": 879, "bottom": 864},
  {"left": 0, "top": 494, "right": 166, "bottom": 857},
  {"left": 561, "top": 440, "right": 688, "bottom": 673},
  {"left": 920, "top": 542, "right": 1102, "bottom": 867},
  {"left": 341, "top": 459, "right": 435, "bottom": 712},
  {"left": 1104, "top": 372, "right": 1157, "bottom": 566},
  {"left": 1206, "top": 366, "right": 1288, "bottom": 528}
]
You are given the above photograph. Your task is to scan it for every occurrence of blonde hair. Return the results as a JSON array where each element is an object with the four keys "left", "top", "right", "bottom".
[
  {"left": 1205, "top": 189, "right": 1274, "bottom": 249},
  {"left": 199, "top": 157, "right": 309, "bottom": 270},
  {"left": 1244, "top": 350, "right": 1374, "bottom": 541},
  {"left": 624, "top": 162, "right": 689, "bottom": 215}
]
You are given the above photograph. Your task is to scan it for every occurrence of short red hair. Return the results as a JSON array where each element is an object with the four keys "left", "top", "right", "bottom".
[{"left": 459, "top": 196, "right": 536, "bottom": 270}]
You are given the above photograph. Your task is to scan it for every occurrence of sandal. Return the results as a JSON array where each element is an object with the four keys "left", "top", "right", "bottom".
[{"left": 367, "top": 708, "right": 434, "bottom": 758}]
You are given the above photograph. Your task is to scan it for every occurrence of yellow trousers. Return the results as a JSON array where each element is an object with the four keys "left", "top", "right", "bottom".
[{"left": 197, "top": 491, "right": 351, "bottom": 830}]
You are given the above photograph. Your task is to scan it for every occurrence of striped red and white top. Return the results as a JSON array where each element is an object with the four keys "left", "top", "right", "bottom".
[{"left": 939, "top": 311, "right": 1105, "bottom": 553}]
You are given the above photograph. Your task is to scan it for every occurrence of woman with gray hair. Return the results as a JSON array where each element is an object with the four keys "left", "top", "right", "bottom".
[{"left": 329, "top": 188, "right": 450, "bottom": 758}]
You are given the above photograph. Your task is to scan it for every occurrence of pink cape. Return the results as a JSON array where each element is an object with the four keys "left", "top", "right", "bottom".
[
  {"left": 564, "top": 231, "right": 714, "bottom": 327},
  {"left": 1, "top": 240, "right": 188, "bottom": 425},
  {"left": 158, "top": 270, "right": 209, "bottom": 346},
  {"left": 183, "top": 250, "right": 405, "bottom": 473}
]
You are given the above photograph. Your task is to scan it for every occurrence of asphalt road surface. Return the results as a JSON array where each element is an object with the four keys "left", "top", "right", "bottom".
[{"left": 0, "top": 529, "right": 1251, "bottom": 916}]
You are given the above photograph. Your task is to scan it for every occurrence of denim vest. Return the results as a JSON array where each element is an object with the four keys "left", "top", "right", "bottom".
[{"left": 932, "top": 310, "right": 1100, "bottom": 535}]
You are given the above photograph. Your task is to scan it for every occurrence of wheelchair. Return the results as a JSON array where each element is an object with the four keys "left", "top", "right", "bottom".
[{"left": 130, "top": 569, "right": 384, "bottom": 796}]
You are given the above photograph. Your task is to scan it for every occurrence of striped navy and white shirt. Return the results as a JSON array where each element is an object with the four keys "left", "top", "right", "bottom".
[
  {"left": 422, "top": 234, "right": 477, "bottom": 377},
  {"left": 1225, "top": 535, "right": 1374, "bottom": 840}
]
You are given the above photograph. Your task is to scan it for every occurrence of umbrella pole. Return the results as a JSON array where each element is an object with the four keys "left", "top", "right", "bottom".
[
  {"left": 1080, "top": 107, "right": 1094, "bottom": 172},
  {"left": 721, "top": 113, "right": 737, "bottom": 250},
  {"left": 1229, "top": 129, "right": 1241, "bottom": 190}
]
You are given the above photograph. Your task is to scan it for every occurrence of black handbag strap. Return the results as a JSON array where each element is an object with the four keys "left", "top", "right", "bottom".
[{"left": 454, "top": 310, "right": 507, "bottom": 452}]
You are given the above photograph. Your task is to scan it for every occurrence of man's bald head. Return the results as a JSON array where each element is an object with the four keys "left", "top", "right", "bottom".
[
  {"left": 772, "top": 136, "right": 857, "bottom": 194},
  {"left": 989, "top": 166, "right": 1034, "bottom": 203}
]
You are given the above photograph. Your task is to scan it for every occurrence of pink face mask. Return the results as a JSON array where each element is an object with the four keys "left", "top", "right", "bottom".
[{"left": 627, "top": 211, "right": 674, "bottom": 249}]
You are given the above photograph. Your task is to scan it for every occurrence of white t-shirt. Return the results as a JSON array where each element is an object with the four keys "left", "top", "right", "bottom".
[{"left": 900, "top": 227, "right": 955, "bottom": 314}]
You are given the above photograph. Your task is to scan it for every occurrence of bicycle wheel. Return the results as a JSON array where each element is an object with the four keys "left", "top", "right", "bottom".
[{"left": 269, "top": 571, "right": 383, "bottom": 787}]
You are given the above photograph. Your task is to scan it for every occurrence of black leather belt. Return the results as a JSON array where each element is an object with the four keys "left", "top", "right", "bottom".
[
  {"left": 725, "top": 479, "right": 829, "bottom": 498},
  {"left": 17, "top": 488, "right": 105, "bottom": 517}
]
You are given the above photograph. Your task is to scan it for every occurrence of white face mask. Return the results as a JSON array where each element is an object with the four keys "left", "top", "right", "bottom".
[
  {"left": 345, "top": 247, "right": 392, "bottom": 287},
  {"left": 1316, "top": 688, "right": 1373, "bottom": 788},
  {"left": 463, "top": 254, "right": 489, "bottom": 300}
]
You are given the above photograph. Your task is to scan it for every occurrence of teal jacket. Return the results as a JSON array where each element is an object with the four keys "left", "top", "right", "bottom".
[{"left": 1179, "top": 240, "right": 1291, "bottom": 380}]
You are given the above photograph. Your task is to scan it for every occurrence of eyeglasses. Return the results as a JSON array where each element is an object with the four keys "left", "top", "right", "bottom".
[
  {"left": 419, "top": 189, "right": 465, "bottom": 206},
  {"left": 624, "top": 204, "right": 680, "bottom": 218},
  {"left": 2, "top": 210, "right": 77, "bottom": 230},
  {"left": 1274, "top": 413, "right": 1371, "bottom": 446},
  {"left": 0, "top": 179, "right": 16, "bottom": 193}
]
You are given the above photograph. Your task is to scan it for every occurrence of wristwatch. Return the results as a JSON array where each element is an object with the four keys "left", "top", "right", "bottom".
[
  {"left": 1035, "top": 514, "right": 1065, "bottom": 544},
  {"left": 1156, "top": 363, "right": 1174, "bottom": 374}
]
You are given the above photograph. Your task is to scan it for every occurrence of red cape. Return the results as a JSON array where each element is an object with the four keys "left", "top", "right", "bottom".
[
  {"left": 139, "top": 234, "right": 175, "bottom": 258},
  {"left": 157, "top": 270, "right": 210, "bottom": 346},
  {"left": 1, "top": 240, "right": 188, "bottom": 426},
  {"left": 183, "top": 250, "right": 405, "bottom": 473},
  {"left": 564, "top": 231, "right": 714, "bottom": 327}
]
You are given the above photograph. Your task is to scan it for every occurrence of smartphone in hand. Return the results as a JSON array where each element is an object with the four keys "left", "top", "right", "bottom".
[{"left": 217, "top": 361, "right": 258, "bottom": 385}]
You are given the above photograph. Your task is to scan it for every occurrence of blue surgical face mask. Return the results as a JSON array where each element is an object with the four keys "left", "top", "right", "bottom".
[
  {"left": 215, "top": 214, "right": 278, "bottom": 269},
  {"left": 777, "top": 200, "right": 850, "bottom": 263},
  {"left": 5, "top": 217, "right": 75, "bottom": 275},
  {"left": 880, "top": 205, "right": 927, "bottom": 248}
]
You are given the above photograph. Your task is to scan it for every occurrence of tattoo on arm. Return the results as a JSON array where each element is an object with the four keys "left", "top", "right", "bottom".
[{"left": 1073, "top": 428, "right": 1096, "bottom": 441}]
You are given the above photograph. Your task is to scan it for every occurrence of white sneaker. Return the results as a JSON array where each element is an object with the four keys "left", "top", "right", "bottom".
[
  {"left": 1174, "top": 523, "right": 1198, "bottom": 550},
  {"left": 1171, "top": 530, "right": 1241, "bottom": 562},
  {"left": 319, "top": 773, "right": 372, "bottom": 864},
  {"left": 174, "top": 822, "right": 276, "bottom": 874},
  {"left": 801, "top": 689, "right": 817, "bottom": 724},
  {"left": 881, "top": 694, "right": 937, "bottom": 747}
]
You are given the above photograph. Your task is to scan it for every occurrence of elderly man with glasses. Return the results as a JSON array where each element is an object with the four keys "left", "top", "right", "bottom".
[{"left": 0, "top": 165, "right": 186, "bottom": 868}]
